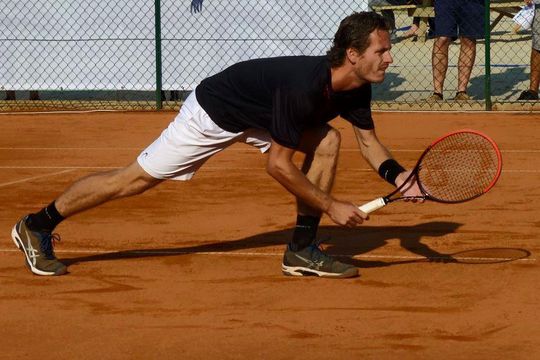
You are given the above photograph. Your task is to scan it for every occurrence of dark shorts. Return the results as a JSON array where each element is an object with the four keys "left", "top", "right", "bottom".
[{"left": 434, "top": 0, "right": 485, "bottom": 39}]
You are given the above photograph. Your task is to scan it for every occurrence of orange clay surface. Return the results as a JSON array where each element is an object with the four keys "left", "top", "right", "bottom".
[{"left": 0, "top": 111, "right": 539, "bottom": 359}]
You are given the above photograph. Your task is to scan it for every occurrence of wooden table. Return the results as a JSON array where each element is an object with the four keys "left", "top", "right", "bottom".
[{"left": 372, "top": 1, "right": 524, "bottom": 42}]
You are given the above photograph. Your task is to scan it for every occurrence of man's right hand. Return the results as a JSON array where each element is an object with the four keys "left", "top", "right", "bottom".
[{"left": 326, "top": 200, "right": 368, "bottom": 227}]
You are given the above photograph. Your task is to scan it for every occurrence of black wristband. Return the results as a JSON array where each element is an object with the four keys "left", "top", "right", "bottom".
[{"left": 378, "top": 159, "right": 405, "bottom": 186}]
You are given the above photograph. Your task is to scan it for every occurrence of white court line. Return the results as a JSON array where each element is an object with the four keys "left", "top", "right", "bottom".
[
  {"left": 0, "top": 109, "right": 538, "bottom": 116},
  {"left": 0, "top": 147, "right": 143, "bottom": 150},
  {"left": 0, "top": 169, "right": 76, "bottom": 188},
  {"left": 0, "top": 247, "right": 535, "bottom": 262},
  {"left": 0, "top": 166, "right": 537, "bottom": 173},
  {"left": 0, "top": 166, "right": 120, "bottom": 169},
  {"left": 0, "top": 109, "right": 124, "bottom": 116},
  {"left": 1, "top": 147, "right": 539, "bottom": 153}
]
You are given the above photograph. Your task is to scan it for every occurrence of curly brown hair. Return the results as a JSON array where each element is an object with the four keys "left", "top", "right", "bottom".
[{"left": 327, "top": 12, "right": 389, "bottom": 67}]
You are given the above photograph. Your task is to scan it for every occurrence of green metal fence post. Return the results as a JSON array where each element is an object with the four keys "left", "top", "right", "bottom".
[
  {"left": 484, "top": 0, "right": 492, "bottom": 111},
  {"left": 155, "top": 0, "right": 163, "bottom": 110}
]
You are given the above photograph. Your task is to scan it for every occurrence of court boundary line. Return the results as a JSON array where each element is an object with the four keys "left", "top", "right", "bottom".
[
  {"left": 1, "top": 147, "right": 539, "bottom": 153},
  {"left": 0, "top": 248, "right": 535, "bottom": 263},
  {"left": 0, "top": 169, "right": 76, "bottom": 188},
  {"left": 0, "top": 109, "right": 126, "bottom": 116},
  {"left": 1, "top": 110, "right": 539, "bottom": 116},
  {"left": 0, "top": 166, "right": 536, "bottom": 173}
]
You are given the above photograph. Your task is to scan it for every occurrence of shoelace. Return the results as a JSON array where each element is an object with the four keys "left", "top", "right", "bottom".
[
  {"left": 308, "top": 241, "right": 333, "bottom": 264},
  {"left": 41, "top": 233, "right": 61, "bottom": 260}
]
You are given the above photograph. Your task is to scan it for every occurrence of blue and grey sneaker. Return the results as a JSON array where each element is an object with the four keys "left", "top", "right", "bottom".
[
  {"left": 282, "top": 242, "right": 358, "bottom": 278},
  {"left": 11, "top": 216, "right": 67, "bottom": 276}
]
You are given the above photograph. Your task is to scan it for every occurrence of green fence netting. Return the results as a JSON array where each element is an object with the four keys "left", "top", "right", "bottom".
[{"left": 1, "top": 0, "right": 538, "bottom": 112}]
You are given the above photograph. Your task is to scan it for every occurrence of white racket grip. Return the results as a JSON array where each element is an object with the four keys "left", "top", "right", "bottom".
[{"left": 358, "top": 197, "right": 387, "bottom": 214}]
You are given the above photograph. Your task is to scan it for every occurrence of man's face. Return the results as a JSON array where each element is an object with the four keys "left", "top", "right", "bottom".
[{"left": 350, "top": 29, "right": 393, "bottom": 84}]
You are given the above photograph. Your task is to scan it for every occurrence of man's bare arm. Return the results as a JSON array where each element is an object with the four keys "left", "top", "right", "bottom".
[
  {"left": 266, "top": 140, "right": 365, "bottom": 227},
  {"left": 353, "top": 126, "right": 422, "bottom": 198},
  {"left": 353, "top": 126, "right": 393, "bottom": 170},
  {"left": 266, "top": 141, "right": 333, "bottom": 212}
]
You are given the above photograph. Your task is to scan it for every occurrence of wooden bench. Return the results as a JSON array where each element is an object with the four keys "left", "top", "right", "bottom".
[
  {"left": 490, "top": 1, "right": 524, "bottom": 31},
  {"left": 371, "top": 1, "right": 432, "bottom": 42},
  {"left": 372, "top": 1, "right": 524, "bottom": 42}
]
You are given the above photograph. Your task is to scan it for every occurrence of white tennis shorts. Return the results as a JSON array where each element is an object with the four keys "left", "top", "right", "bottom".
[{"left": 137, "top": 90, "right": 272, "bottom": 180}]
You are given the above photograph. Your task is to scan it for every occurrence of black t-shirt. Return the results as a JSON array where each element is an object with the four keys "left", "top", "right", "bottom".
[{"left": 196, "top": 55, "right": 374, "bottom": 148}]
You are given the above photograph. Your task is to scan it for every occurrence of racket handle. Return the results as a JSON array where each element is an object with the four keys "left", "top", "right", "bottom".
[{"left": 358, "top": 197, "right": 387, "bottom": 214}]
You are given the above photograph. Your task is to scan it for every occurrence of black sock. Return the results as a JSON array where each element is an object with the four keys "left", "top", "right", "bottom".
[
  {"left": 289, "top": 215, "right": 320, "bottom": 251},
  {"left": 26, "top": 201, "right": 65, "bottom": 232}
]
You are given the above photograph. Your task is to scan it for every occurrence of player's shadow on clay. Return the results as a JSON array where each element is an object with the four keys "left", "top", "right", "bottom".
[{"left": 63, "top": 221, "right": 531, "bottom": 267}]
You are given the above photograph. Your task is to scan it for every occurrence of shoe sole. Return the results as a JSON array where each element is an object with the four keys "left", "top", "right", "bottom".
[
  {"left": 282, "top": 264, "right": 358, "bottom": 278},
  {"left": 11, "top": 224, "right": 66, "bottom": 276}
]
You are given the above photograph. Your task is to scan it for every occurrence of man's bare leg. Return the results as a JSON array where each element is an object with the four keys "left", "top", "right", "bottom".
[
  {"left": 55, "top": 161, "right": 163, "bottom": 218},
  {"left": 287, "top": 125, "right": 340, "bottom": 250},
  {"left": 296, "top": 125, "right": 341, "bottom": 217},
  {"left": 457, "top": 37, "right": 476, "bottom": 93},
  {"left": 518, "top": 48, "right": 540, "bottom": 100},
  {"left": 530, "top": 48, "right": 540, "bottom": 93},
  {"left": 282, "top": 125, "right": 358, "bottom": 278},
  {"left": 432, "top": 36, "right": 451, "bottom": 96},
  {"left": 12, "top": 161, "right": 163, "bottom": 275}
]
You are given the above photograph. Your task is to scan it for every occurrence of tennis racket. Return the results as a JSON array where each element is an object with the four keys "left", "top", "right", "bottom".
[{"left": 359, "top": 129, "right": 502, "bottom": 214}]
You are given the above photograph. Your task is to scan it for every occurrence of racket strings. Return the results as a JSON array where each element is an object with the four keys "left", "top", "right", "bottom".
[{"left": 418, "top": 132, "right": 501, "bottom": 202}]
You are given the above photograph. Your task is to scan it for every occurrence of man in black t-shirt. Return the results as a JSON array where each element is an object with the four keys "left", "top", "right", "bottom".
[
  {"left": 12, "top": 12, "right": 421, "bottom": 278},
  {"left": 195, "top": 55, "right": 374, "bottom": 149}
]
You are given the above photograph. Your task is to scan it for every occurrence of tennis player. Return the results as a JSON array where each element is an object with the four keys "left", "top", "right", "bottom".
[{"left": 12, "top": 12, "right": 421, "bottom": 278}]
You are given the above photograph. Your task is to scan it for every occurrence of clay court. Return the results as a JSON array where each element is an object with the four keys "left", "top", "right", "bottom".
[{"left": 1, "top": 110, "right": 538, "bottom": 359}]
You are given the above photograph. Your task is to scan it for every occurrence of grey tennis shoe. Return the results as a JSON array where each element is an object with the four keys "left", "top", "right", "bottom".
[
  {"left": 282, "top": 242, "right": 358, "bottom": 278},
  {"left": 11, "top": 216, "right": 67, "bottom": 276}
]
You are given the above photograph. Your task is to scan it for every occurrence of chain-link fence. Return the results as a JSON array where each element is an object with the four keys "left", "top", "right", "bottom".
[
  {"left": 370, "top": 0, "right": 540, "bottom": 111},
  {"left": 1, "top": 0, "right": 538, "bottom": 112}
]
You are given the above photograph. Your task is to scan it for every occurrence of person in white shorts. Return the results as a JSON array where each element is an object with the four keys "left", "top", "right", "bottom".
[
  {"left": 11, "top": 12, "right": 422, "bottom": 278},
  {"left": 518, "top": 0, "right": 540, "bottom": 100}
]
